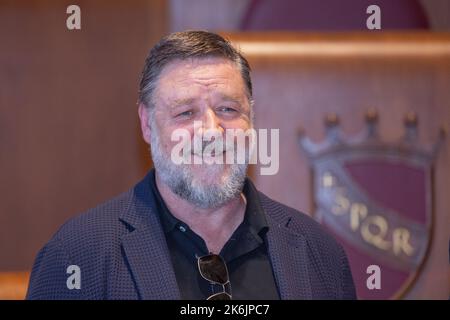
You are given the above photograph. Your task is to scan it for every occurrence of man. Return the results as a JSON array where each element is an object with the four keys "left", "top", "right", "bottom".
[{"left": 26, "top": 31, "right": 356, "bottom": 300}]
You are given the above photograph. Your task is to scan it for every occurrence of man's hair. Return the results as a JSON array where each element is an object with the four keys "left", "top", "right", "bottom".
[{"left": 138, "top": 30, "right": 253, "bottom": 109}]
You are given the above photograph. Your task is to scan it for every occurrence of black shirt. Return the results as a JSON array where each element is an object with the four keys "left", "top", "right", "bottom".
[{"left": 148, "top": 171, "right": 280, "bottom": 300}]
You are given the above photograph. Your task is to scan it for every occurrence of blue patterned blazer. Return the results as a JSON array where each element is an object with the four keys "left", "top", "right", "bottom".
[{"left": 26, "top": 171, "right": 356, "bottom": 300}]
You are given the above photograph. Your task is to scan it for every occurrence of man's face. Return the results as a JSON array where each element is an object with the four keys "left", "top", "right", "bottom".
[{"left": 139, "top": 56, "right": 252, "bottom": 208}]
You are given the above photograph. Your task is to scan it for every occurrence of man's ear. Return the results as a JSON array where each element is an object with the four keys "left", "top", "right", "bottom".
[{"left": 138, "top": 103, "right": 152, "bottom": 144}]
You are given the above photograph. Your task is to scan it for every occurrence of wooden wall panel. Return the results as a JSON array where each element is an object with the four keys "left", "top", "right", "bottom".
[
  {"left": 228, "top": 32, "right": 450, "bottom": 299},
  {"left": 0, "top": 0, "right": 166, "bottom": 271}
]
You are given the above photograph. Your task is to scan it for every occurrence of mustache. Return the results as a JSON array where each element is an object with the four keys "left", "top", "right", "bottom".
[{"left": 184, "top": 136, "right": 237, "bottom": 156}]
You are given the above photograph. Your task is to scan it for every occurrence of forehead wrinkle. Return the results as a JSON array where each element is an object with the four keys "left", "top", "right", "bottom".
[
  {"left": 168, "top": 79, "right": 232, "bottom": 101},
  {"left": 154, "top": 58, "right": 248, "bottom": 110}
]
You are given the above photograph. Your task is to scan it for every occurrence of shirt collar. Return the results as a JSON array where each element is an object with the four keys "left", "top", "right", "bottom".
[
  {"left": 148, "top": 170, "right": 180, "bottom": 233},
  {"left": 242, "top": 176, "right": 269, "bottom": 239}
]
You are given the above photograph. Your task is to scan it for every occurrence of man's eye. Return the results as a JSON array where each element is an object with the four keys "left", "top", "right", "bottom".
[
  {"left": 177, "top": 110, "right": 193, "bottom": 117},
  {"left": 218, "top": 107, "right": 236, "bottom": 113}
]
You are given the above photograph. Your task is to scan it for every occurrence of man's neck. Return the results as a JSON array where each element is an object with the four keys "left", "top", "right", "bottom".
[{"left": 155, "top": 172, "right": 246, "bottom": 254}]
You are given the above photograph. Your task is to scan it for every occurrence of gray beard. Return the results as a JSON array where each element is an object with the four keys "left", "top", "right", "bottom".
[{"left": 149, "top": 123, "right": 248, "bottom": 209}]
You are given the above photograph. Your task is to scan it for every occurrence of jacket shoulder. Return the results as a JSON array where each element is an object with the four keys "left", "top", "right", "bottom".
[
  {"left": 258, "top": 191, "right": 357, "bottom": 299},
  {"left": 26, "top": 188, "right": 134, "bottom": 300},
  {"left": 54, "top": 189, "right": 133, "bottom": 243},
  {"left": 258, "top": 191, "right": 339, "bottom": 249}
]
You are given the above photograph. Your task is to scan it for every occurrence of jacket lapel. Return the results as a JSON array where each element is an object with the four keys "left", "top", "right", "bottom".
[
  {"left": 265, "top": 215, "right": 313, "bottom": 299},
  {"left": 119, "top": 172, "right": 180, "bottom": 300}
]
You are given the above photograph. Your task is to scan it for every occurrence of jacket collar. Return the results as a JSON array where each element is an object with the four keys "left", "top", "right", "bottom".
[
  {"left": 119, "top": 171, "right": 181, "bottom": 299},
  {"left": 264, "top": 213, "right": 313, "bottom": 299}
]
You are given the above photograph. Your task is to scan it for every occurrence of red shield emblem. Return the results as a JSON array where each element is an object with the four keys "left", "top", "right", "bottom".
[{"left": 300, "top": 111, "right": 444, "bottom": 299}]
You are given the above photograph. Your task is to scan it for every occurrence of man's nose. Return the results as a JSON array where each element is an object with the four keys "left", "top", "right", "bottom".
[{"left": 197, "top": 108, "right": 223, "bottom": 135}]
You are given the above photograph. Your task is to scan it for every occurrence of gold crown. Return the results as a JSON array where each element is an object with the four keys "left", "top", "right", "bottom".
[{"left": 298, "top": 108, "right": 447, "bottom": 163}]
